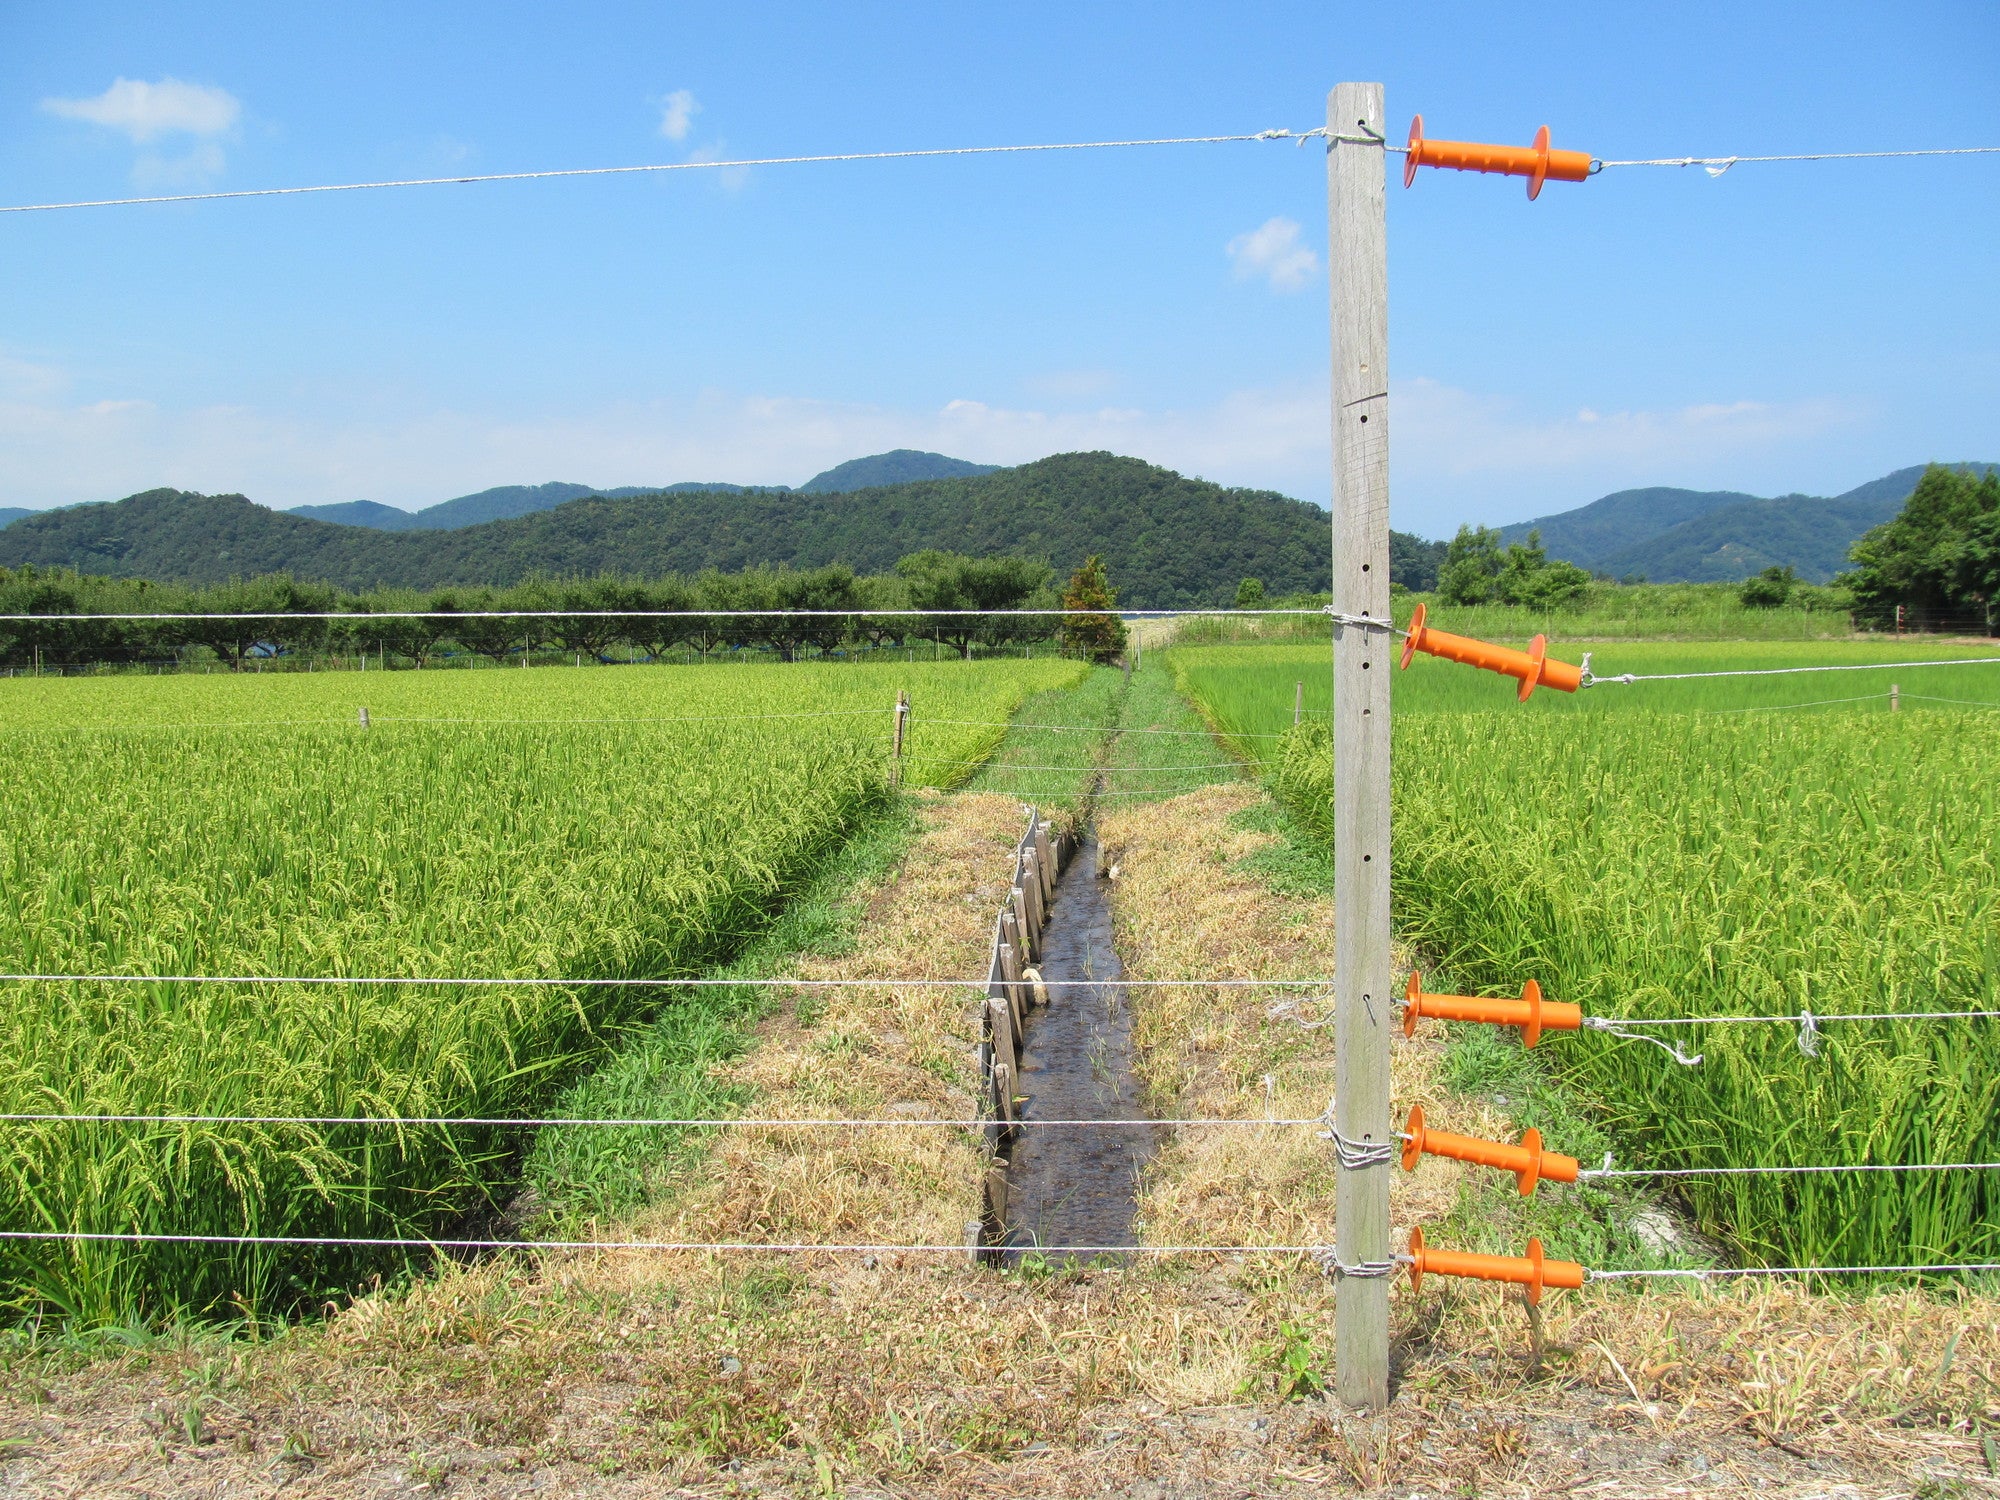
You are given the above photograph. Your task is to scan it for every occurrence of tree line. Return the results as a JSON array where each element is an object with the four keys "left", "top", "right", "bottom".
[{"left": 0, "top": 550, "right": 1129, "bottom": 671}]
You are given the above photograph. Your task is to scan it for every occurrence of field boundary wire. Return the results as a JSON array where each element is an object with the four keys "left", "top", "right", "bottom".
[
  {"left": 6, "top": 131, "right": 1993, "bottom": 216},
  {"left": 0, "top": 1229, "right": 1991, "bottom": 1280}
]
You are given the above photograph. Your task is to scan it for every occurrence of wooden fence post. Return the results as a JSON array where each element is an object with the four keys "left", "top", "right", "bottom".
[
  {"left": 1295, "top": 680, "right": 1304, "bottom": 726},
  {"left": 1328, "top": 78, "right": 1394, "bottom": 1412},
  {"left": 358, "top": 706, "right": 370, "bottom": 729},
  {"left": 1890, "top": 682, "right": 1900, "bottom": 712}
]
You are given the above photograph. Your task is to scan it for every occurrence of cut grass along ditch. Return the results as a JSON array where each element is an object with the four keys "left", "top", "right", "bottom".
[
  {"left": 1172, "top": 639, "right": 2000, "bottom": 1273},
  {"left": 0, "top": 659, "right": 1083, "bottom": 1323}
]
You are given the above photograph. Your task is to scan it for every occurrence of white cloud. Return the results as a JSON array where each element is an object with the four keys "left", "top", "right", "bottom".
[
  {"left": 42, "top": 77, "right": 239, "bottom": 143},
  {"left": 1226, "top": 217, "right": 1319, "bottom": 293},
  {"left": 0, "top": 383, "right": 1329, "bottom": 512},
  {"left": 658, "top": 89, "right": 700, "bottom": 142},
  {"left": 1393, "top": 378, "right": 1855, "bottom": 477},
  {"left": 0, "top": 372, "right": 1867, "bottom": 541}
]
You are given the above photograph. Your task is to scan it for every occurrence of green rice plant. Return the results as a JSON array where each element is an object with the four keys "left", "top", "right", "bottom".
[
  {"left": 1169, "top": 638, "right": 2000, "bottom": 1269},
  {"left": 1264, "top": 711, "right": 2000, "bottom": 1270},
  {"left": 1173, "top": 639, "right": 2000, "bottom": 750},
  {"left": 0, "top": 659, "right": 1083, "bottom": 1322}
]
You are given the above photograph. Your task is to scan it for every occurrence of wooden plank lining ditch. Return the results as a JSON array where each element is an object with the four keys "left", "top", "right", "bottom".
[{"left": 972, "top": 806, "right": 1073, "bottom": 1260}]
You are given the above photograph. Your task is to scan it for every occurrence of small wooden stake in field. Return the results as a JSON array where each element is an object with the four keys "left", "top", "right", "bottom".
[
  {"left": 1295, "top": 680, "right": 1304, "bottom": 725},
  {"left": 1328, "top": 79, "right": 1394, "bottom": 1411},
  {"left": 1890, "top": 682, "right": 1900, "bottom": 712},
  {"left": 891, "top": 690, "right": 910, "bottom": 787}
]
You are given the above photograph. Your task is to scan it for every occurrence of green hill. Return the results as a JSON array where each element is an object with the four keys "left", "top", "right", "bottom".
[
  {"left": 1499, "top": 464, "right": 1998, "bottom": 583},
  {"left": 0, "top": 452, "right": 1367, "bottom": 607},
  {"left": 797, "top": 449, "right": 1000, "bottom": 493}
]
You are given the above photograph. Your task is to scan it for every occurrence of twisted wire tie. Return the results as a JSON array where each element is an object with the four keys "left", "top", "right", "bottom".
[
  {"left": 1582, "top": 1016, "right": 1704, "bottom": 1067},
  {"left": 1311, "top": 1247, "right": 1404, "bottom": 1279},
  {"left": 1318, "top": 1110, "right": 1398, "bottom": 1169}
]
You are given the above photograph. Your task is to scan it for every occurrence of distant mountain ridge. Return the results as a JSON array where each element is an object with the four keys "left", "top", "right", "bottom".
[
  {"left": 1499, "top": 464, "right": 1999, "bottom": 583},
  {"left": 277, "top": 450, "right": 995, "bottom": 531},
  {"left": 0, "top": 453, "right": 1346, "bottom": 608}
]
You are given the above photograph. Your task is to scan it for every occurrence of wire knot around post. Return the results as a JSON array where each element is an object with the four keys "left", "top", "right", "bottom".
[
  {"left": 1797, "top": 1008, "right": 1821, "bottom": 1058},
  {"left": 1311, "top": 1246, "right": 1400, "bottom": 1279},
  {"left": 1324, "top": 607, "right": 1399, "bottom": 634},
  {"left": 1318, "top": 1107, "right": 1398, "bottom": 1169}
]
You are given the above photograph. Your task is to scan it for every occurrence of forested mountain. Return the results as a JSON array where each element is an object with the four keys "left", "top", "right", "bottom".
[
  {"left": 0, "top": 453, "right": 1373, "bottom": 606},
  {"left": 285, "top": 479, "right": 766, "bottom": 531},
  {"left": 274, "top": 450, "right": 997, "bottom": 532},
  {"left": 0, "top": 509, "right": 32, "bottom": 529},
  {"left": 797, "top": 449, "right": 1000, "bottom": 493},
  {"left": 1498, "top": 464, "right": 1998, "bottom": 583}
]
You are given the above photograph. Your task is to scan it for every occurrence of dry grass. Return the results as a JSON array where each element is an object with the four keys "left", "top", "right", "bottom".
[{"left": 0, "top": 787, "right": 1995, "bottom": 1498}]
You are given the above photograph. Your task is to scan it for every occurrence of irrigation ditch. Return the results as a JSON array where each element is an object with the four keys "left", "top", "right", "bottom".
[{"left": 972, "top": 800, "right": 1163, "bottom": 1262}]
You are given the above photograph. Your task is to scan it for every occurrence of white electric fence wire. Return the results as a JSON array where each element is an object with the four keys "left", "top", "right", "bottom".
[
  {"left": 920, "top": 758, "right": 1244, "bottom": 771},
  {"left": 0, "top": 1230, "right": 1327, "bottom": 1255},
  {"left": 0, "top": 608, "right": 1321, "bottom": 622},
  {"left": 0, "top": 972, "right": 1330, "bottom": 990},
  {"left": 1580, "top": 1161, "right": 2000, "bottom": 1180},
  {"left": 370, "top": 708, "right": 884, "bottom": 725},
  {"left": 0, "top": 130, "right": 1335, "bottom": 216},
  {"left": 1590, "top": 1262, "right": 2000, "bottom": 1280},
  {"left": 926, "top": 719, "right": 1290, "bottom": 738},
  {"left": 1587, "top": 655, "right": 2000, "bottom": 687},
  {"left": 0, "top": 1112, "right": 1316, "bottom": 1129},
  {"left": 1899, "top": 693, "right": 2000, "bottom": 709},
  {"left": 1598, "top": 146, "right": 2000, "bottom": 173},
  {"left": 1708, "top": 692, "right": 1891, "bottom": 715},
  {"left": 1588, "top": 1007, "right": 2000, "bottom": 1028}
]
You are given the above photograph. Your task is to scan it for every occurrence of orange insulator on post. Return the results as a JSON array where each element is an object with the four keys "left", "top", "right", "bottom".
[
  {"left": 1400, "top": 604, "right": 1583, "bottom": 701},
  {"left": 1403, "top": 115, "right": 1595, "bottom": 200},
  {"left": 1406, "top": 1226, "right": 1586, "bottom": 1305},
  {"left": 1400, "top": 1105, "right": 1580, "bottom": 1195},
  {"left": 1402, "top": 971, "right": 1581, "bottom": 1048}
]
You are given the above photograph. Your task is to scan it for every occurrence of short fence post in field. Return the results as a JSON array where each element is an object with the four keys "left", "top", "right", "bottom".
[
  {"left": 358, "top": 706, "right": 370, "bottom": 730},
  {"left": 1328, "top": 78, "right": 1394, "bottom": 1411},
  {"left": 891, "top": 691, "right": 910, "bottom": 788},
  {"left": 1295, "top": 680, "right": 1304, "bottom": 725},
  {"left": 1891, "top": 682, "right": 1900, "bottom": 712}
]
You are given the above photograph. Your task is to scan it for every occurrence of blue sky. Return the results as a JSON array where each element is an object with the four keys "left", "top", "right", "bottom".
[{"left": 2, "top": 1, "right": 1995, "bottom": 538}]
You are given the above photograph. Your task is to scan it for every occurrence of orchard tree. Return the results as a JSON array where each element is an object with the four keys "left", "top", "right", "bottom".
[{"left": 1058, "top": 555, "right": 1127, "bottom": 664}]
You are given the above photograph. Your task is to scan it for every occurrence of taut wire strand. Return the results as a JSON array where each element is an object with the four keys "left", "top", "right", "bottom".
[
  {"left": 1586, "top": 655, "right": 2000, "bottom": 686},
  {"left": 1591, "top": 1262, "right": 2000, "bottom": 1280},
  {"left": 1599, "top": 146, "right": 2000, "bottom": 172},
  {"left": 0, "top": 130, "right": 1333, "bottom": 215},
  {"left": 1579, "top": 1161, "right": 2000, "bottom": 1180},
  {"left": 0, "top": 1229, "right": 1328, "bottom": 1254},
  {"left": 0, "top": 1112, "right": 1320, "bottom": 1129},
  {"left": 0, "top": 972, "right": 1331, "bottom": 990}
]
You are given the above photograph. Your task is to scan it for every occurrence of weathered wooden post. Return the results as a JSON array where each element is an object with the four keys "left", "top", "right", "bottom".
[{"left": 1328, "top": 79, "right": 1394, "bottom": 1411}]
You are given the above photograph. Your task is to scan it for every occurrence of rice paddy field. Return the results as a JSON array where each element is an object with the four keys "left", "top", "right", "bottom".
[
  {"left": 1173, "top": 637, "right": 2000, "bottom": 1271},
  {"left": 0, "top": 659, "right": 1083, "bottom": 1322}
]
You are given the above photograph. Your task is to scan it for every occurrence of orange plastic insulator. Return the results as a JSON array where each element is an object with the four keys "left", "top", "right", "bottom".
[
  {"left": 1400, "top": 1104, "right": 1580, "bottom": 1195},
  {"left": 1400, "top": 603, "right": 1583, "bottom": 701},
  {"left": 1402, "top": 971, "right": 1581, "bottom": 1048},
  {"left": 1405, "top": 1226, "right": 1586, "bottom": 1305},
  {"left": 1403, "top": 115, "right": 1595, "bottom": 200}
]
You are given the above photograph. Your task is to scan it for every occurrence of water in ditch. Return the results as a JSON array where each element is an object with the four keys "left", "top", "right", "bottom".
[{"left": 1001, "top": 830, "right": 1162, "bottom": 1260}]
